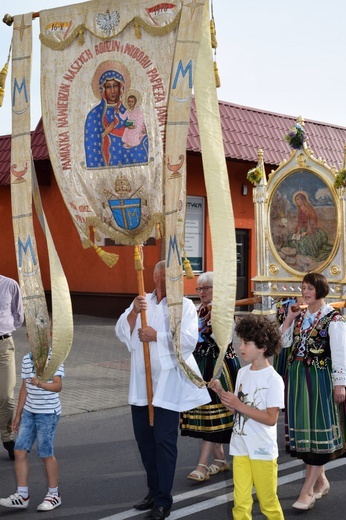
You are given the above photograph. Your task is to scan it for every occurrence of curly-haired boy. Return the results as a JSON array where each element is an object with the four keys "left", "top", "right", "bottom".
[{"left": 210, "top": 314, "right": 284, "bottom": 520}]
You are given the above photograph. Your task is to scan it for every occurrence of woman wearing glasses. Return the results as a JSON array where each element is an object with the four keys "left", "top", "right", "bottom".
[{"left": 180, "top": 272, "right": 240, "bottom": 482}]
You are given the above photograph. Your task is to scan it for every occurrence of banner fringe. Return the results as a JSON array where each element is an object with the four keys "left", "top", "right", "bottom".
[{"left": 40, "top": 12, "right": 182, "bottom": 50}]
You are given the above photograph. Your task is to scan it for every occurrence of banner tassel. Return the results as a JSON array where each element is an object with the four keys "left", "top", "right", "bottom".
[
  {"left": 214, "top": 61, "right": 221, "bottom": 88},
  {"left": 134, "top": 244, "right": 144, "bottom": 271},
  {"left": 155, "top": 222, "right": 161, "bottom": 240},
  {"left": 183, "top": 252, "right": 194, "bottom": 279},
  {"left": 0, "top": 44, "right": 11, "bottom": 108},
  {"left": 210, "top": 19, "right": 217, "bottom": 49},
  {"left": 210, "top": 2, "right": 220, "bottom": 88},
  {"left": 93, "top": 244, "right": 119, "bottom": 267},
  {"left": 78, "top": 29, "right": 84, "bottom": 45},
  {"left": 0, "top": 62, "right": 8, "bottom": 107},
  {"left": 134, "top": 21, "right": 141, "bottom": 39}
]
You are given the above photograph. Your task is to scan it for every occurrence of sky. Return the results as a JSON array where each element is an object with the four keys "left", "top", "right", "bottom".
[{"left": 0, "top": 0, "right": 346, "bottom": 136}]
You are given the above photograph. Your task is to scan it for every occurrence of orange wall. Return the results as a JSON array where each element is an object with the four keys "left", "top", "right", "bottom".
[
  {"left": 0, "top": 178, "right": 161, "bottom": 295},
  {"left": 184, "top": 154, "right": 256, "bottom": 295},
  {"left": 0, "top": 154, "right": 258, "bottom": 298}
]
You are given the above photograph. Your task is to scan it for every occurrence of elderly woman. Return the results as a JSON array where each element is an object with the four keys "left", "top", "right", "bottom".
[
  {"left": 180, "top": 272, "right": 240, "bottom": 481},
  {"left": 281, "top": 272, "right": 346, "bottom": 510}
]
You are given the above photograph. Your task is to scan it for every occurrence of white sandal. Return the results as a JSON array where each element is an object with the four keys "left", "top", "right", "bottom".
[
  {"left": 208, "top": 459, "right": 230, "bottom": 475},
  {"left": 187, "top": 463, "right": 210, "bottom": 482}
]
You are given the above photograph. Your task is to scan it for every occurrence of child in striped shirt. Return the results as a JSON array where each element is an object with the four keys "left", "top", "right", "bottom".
[{"left": 0, "top": 351, "right": 64, "bottom": 512}]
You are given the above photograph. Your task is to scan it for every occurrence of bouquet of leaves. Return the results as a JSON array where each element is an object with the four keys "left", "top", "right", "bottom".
[
  {"left": 284, "top": 123, "right": 307, "bottom": 150},
  {"left": 334, "top": 169, "right": 346, "bottom": 189},
  {"left": 246, "top": 166, "right": 263, "bottom": 184}
]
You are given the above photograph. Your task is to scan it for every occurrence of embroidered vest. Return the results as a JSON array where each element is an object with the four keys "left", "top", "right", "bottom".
[{"left": 288, "top": 310, "right": 344, "bottom": 368}]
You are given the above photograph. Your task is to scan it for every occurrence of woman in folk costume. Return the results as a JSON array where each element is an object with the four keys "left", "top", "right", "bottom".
[
  {"left": 180, "top": 272, "right": 240, "bottom": 481},
  {"left": 84, "top": 69, "right": 148, "bottom": 168},
  {"left": 281, "top": 272, "right": 346, "bottom": 511}
]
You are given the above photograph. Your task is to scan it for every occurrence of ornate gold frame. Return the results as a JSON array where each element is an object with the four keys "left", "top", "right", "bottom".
[{"left": 251, "top": 122, "right": 346, "bottom": 313}]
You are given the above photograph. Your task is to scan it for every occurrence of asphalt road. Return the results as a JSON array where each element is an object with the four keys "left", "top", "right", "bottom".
[{"left": 1, "top": 406, "right": 345, "bottom": 520}]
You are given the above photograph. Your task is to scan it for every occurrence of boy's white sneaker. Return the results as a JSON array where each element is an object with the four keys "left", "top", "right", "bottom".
[
  {"left": 37, "top": 492, "right": 61, "bottom": 511},
  {"left": 0, "top": 492, "right": 30, "bottom": 509}
]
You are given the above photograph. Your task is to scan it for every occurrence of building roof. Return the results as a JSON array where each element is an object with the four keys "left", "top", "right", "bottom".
[
  {"left": 188, "top": 99, "right": 346, "bottom": 167},
  {"left": 1, "top": 99, "right": 346, "bottom": 186}
]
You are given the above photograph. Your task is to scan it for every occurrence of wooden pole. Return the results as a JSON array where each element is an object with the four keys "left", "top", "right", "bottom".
[
  {"left": 235, "top": 296, "right": 262, "bottom": 307},
  {"left": 2, "top": 12, "right": 39, "bottom": 26},
  {"left": 134, "top": 245, "right": 154, "bottom": 426}
]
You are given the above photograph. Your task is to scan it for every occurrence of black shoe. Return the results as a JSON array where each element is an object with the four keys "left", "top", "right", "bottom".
[
  {"left": 133, "top": 494, "right": 155, "bottom": 511},
  {"left": 3, "top": 441, "right": 15, "bottom": 461},
  {"left": 144, "top": 506, "right": 171, "bottom": 520}
]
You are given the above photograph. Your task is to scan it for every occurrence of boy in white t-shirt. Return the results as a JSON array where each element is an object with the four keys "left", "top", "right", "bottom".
[
  {"left": 210, "top": 314, "right": 284, "bottom": 520},
  {"left": 0, "top": 351, "right": 64, "bottom": 512}
]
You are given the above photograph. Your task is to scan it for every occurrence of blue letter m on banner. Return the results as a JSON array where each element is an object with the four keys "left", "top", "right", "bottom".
[
  {"left": 167, "top": 234, "right": 181, "bottom": 267},
  {"left": 172, "top": 60, "right": 193, "bottom": 90},
  {"left": 18, "top": 236, "right": 37, "bottom": 268}
]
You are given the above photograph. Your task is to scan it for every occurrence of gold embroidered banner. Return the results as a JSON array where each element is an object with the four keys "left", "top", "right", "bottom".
[
  {"left": 163, "top": 1, "right": 206, "bottom": 386},
  {"left": 40, "top": 0, "right": 185, "bottom": 255},
  {"left": 40, "top": 0, "right": 208, "bottom": 385},
  {"left": 194, "top": 2, "right": 236, "bottom": 377},
  {"left": 10, "top": 13, "right": 73, "bottom": 379},
  {"left": 32, "top": 164, "right": 73, "bottom": 381},
  {"left": 164, "top": 0, "right": 236, "bottom": 383},
  {"left": 38, "top": 0, "right": 235, "bottom": 386}
]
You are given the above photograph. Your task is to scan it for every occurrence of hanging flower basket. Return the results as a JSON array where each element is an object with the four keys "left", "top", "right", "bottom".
[
  {"left": 246, "top": 166, "right": 263, "bottom": 184},
  {"left": 334, "top": 169, "right": 346, "bottom": 189},
  {"left": 284, "top": 123, "right": 307, "bottom": 150}
]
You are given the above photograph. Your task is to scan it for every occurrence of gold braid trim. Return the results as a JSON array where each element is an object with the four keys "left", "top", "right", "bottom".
[
  {"left": 82, "top": 213, "right": 163, "bottom": 247},
  {"left": 40, "top": 24, "right": 85, "bottom": 50},
  {"left": 131, "top": 13, "right": 181, "bottom": 36},
  {"left": 40, "top": 11, "right": 181, "bottom": 50}
]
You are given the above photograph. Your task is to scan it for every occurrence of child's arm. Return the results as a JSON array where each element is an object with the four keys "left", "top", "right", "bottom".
[
  {"left": 220, "top": 391, "right": 279, "bottom": 426},
  {"left": 209, "top": 379, "right": 223, "bottom": 394},
  {"left": 208, "top": 379, "right": 235, "bottom": 412},
  {"left": 12, "top": 380, "right": 27, "bottom": 433},
  {"left": 30, "top": 375, "right": 62, "bottom": 393}
]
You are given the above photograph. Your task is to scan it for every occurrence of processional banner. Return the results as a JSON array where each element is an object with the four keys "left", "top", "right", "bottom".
[
  {"left": 39, "top": 0, "right": 236, "bottom": 385},
  {"left": 40, "top": 0, "right": 185, "bottom": 252},
  {"left": 10, "top": 13, "right": 73, "bottom": 379}
]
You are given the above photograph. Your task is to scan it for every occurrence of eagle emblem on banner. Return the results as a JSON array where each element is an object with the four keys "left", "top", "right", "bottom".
[{"left": 96, "top": 10, "right": 120, "bottom": 37}]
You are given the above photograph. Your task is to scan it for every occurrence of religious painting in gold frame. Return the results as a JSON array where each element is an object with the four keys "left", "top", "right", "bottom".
[{"left": 268, "top": 169, "right": 339, "bottom": 275}]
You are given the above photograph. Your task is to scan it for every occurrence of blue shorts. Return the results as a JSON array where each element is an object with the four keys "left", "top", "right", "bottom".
[{"left": 14, "top": 409, "right": 60, "bottom": 458}]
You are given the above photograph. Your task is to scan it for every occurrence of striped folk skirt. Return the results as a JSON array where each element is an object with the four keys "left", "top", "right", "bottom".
[
  {"left": 180, "top": 346, "right": 240, "bottom": 443},
  {"left": 273, "top": 346, "right": 292, "bottom": 378},
  {"left": 285, "top": 359, "right": 346, "bottom": 464}
]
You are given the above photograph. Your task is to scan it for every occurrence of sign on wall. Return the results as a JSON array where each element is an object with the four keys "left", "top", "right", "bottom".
[{"left": 185, "top": 196, "right": 205, "bottom": 272}]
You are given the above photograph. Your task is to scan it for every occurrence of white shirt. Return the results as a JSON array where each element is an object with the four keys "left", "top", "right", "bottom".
[
  {"left": 115, "top": 292, "right": 210, "bottom": 412},
  {"left": 0, "top": 275, "right": 24, "bottom": 335},
  {"left": 230, "top": 364, "right": 284, "bottom": 460}
]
